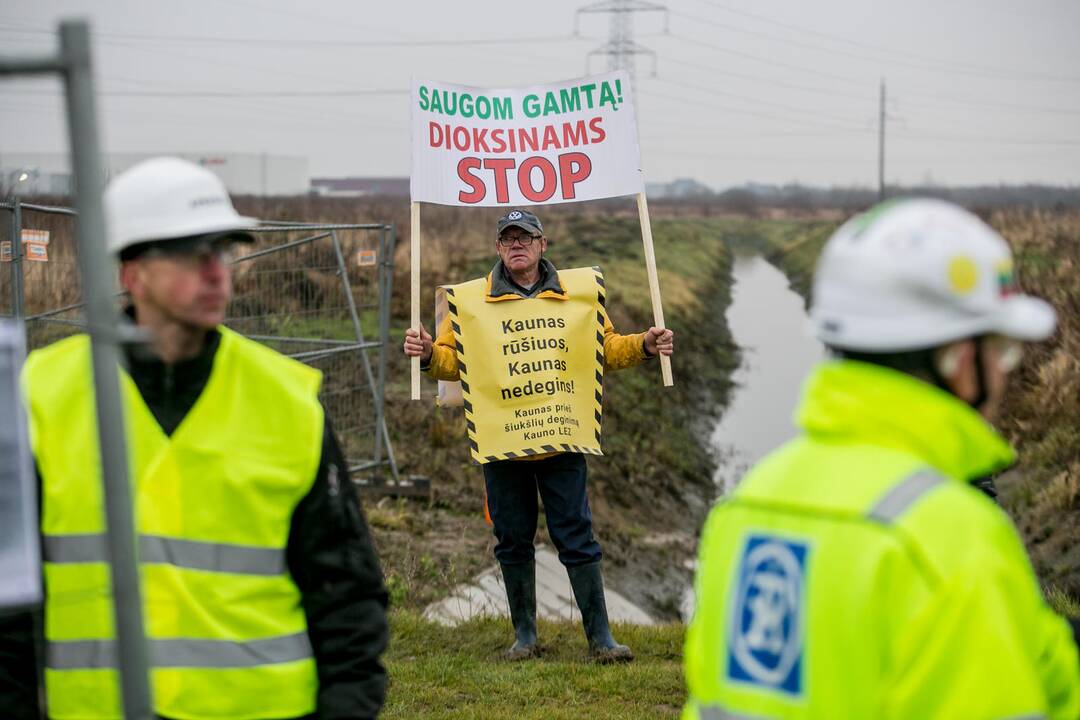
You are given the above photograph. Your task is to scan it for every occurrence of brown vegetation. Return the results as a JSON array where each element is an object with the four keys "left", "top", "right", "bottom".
[{"left": 991, "top": 209, "right": 1080, "bottom": 601}]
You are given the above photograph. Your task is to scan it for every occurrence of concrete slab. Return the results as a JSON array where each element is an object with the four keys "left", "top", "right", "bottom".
[{"left": 424, "top": 545, "right": 654, "bottom": 626}]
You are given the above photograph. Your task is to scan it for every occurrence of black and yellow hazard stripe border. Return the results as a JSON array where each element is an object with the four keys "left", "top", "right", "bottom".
[
  {"left": 445, "top": 269, "right": 607, "bottom": 464},
  {"left": 591, "top": 266, "right": 605, "bottom": 449},
  {"left": 444, "top": 286, "right": 482, "bottom": 461}
]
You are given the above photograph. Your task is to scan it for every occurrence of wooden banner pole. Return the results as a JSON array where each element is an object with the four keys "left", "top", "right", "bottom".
[
  {"left": 410, "top": 201, "right": 421, "bottom": 400},
  {"left": 636, "top": 192, "right": 674, "bottom": 387}
]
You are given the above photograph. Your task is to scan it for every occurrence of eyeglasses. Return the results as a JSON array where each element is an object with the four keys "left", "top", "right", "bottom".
[
  {"left": 141, "top": 240, "right": 235, "bottom": 268},
  {"left": 497, "top": 234, "right": 540, "bottom": 247}
]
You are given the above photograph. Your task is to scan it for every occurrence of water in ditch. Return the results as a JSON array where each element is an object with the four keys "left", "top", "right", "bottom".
[
  {"left": 681, "top": 252, "right": 825, "bottom": 620},
  {"left": 711, "top": 253, "right": 826, "bottom": 492}
]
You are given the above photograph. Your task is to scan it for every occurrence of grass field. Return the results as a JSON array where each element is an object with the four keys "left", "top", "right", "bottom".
[{"left": 383, "top": 611, "right": 685, "bottom": 719}]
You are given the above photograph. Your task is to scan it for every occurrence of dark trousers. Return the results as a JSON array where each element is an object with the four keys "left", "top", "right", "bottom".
[{"left": 482, "top": 452, "right": 602, "bottom": 568}]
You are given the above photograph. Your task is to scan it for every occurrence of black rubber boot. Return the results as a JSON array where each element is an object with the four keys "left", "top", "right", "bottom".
[
  {"left": 567, "top": 561, "right": 633, "bottom": 663},
  {"left": 500, "top": 561, "right": 539, "bottom": 661}
]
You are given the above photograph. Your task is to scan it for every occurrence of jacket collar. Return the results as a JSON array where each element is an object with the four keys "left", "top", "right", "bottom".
[
  {"left": 796, "top": 360, "right": 1015, "bottom": 482},
  {"left": 486, "top": 258, "right": 566, "bottom": 301}
]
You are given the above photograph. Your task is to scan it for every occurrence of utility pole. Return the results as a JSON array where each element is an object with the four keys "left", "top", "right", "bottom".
[
  {"left": 575, "top": 0, "right": 668, "bottom": 105},
  {"left": 878, "top": 78, "right": 886, "bottom": 202}
]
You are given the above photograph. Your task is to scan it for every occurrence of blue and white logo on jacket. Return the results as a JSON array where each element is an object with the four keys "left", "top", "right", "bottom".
[{"left": 727, "top": 534, "right": 808, "bottom": 696}]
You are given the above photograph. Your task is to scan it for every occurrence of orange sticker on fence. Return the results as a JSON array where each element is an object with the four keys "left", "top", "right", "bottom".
[{"left": 24, "top": 243, "right": 48, "bottom": 262}]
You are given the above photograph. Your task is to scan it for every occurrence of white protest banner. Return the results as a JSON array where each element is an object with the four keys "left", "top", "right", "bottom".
[
  {"left": 410, "top": 71, "right": 643, "bottom": 207},
  {"left": 407, "top": 70, "right": 671, "bottom": 400}
]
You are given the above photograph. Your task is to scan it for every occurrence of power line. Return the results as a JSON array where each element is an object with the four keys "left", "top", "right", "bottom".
[
  {"left": 671, "top": 9, "right": 1075, "bottom": 86},
  {"left": 659, "top": 55, "right": 873, "bottom": 103},
  {"left": 654, "top": 77, "right": 868, "bottom": 128},
  {"left": 4, "top": 88, "right": 407, "bottom": 98},
  {"left": 637, "top": 85, "right": 873, "bottom": 133},
  {"left": 636, "top": 32, "right": 1080, "bottom": 119},
  {"left": 891, "top": 130, "right": 1080, "bottom": 147},
  {"left": 688, "top": 0, "right": 1080, "bottom": 85},
  {"left": 897, "top": 89, "right": 1080, "bottom": 117},
  {"left": 658, "top": 31, "right": 1080, "bottom": 119},
  {"left": 0, "top": 25, "right": 587, "bottom": 49},
  {"left": 664, "top": 32, "right": 870, "bottom": 87}
]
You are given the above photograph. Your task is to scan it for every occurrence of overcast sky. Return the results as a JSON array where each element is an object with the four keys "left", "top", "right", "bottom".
[{"left": 2, "top": 0, "right": 1078, "bottom": 189}]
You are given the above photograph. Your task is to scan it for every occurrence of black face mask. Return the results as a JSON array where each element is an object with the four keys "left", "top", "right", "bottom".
[
  {"left": 970, "top": 335, "right": 990, "bottom": 411},
  {"left": 926, "top": 336, "right": 989, "bottom": 411}
]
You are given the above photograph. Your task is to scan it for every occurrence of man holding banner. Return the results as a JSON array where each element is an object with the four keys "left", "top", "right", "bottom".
[
  {"left": 404, "top": 207, "right": 673, "bottom": 662},
  {"left": 407, "top": 71, "right": 674, "bottom": 662}
]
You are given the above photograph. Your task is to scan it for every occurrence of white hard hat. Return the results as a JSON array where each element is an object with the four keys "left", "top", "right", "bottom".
[
  {"left": 809, "top": 198, "right": 1057, "bottom": 352},
  {"left": 104, "top": 156, "right": 257, "bottom": 256}
]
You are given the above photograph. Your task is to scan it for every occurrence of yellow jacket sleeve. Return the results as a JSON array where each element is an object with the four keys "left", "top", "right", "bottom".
[
  {"left": 602, "top": 314, "right": 650, "bottom": 371},
  {"left": 424, "top": 314, "right": 460, "bottom": 381}
]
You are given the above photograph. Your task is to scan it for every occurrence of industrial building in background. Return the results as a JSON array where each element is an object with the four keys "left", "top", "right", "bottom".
[
  {"left": 1, "top": 151, "right": 309, "bottom": 196},
  {"left": 310, "top": 176, "right": 410, "bottom": 198}
]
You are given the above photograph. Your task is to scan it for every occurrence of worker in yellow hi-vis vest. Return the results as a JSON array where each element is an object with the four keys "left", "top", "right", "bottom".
[
  {"left": 0, "top": 157, "right": 389, "bottom": 720},
  {"left": 683, "top": 199, "right": 1080, "bottom": 719},
  {"left": 404, "top": 208, "right": 673, "bottom": 662}
]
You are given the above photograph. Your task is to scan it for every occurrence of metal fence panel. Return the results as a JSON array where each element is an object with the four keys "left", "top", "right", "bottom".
[{"left": 2, "top": 202, "right": 398, "bottom": 484}]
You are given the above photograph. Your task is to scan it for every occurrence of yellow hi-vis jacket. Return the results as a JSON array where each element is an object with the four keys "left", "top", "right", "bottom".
[
  {"left": 683, "top": 360, "right": 1080, "bottom": 720},
  {"left": 23, "top": 327, "right": 323, "bottom": 720}
]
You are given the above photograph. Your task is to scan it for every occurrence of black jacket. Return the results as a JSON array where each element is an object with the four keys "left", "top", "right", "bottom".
[{"left": 0, "top": 329, "right": 389, "bottom": 720}]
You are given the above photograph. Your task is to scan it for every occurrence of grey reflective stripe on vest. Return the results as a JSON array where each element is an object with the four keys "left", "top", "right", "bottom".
[
  {"left": 48, "top": 631, "right": 312, "bottom": 670},
  {"left": 44, "top": 533, "right": 286, "bottom": 576},
  {"left": 867, "top": 469, "right": 944, "bottom": 523},
  {"left": 697, "top": 705, "right": 769, "bottom": 720},
  {"left": 42, "top": 533, "right": 108, "bottom": 564},
  {"left": 139, "top": 535, "right": 286, "bottom": 576}
]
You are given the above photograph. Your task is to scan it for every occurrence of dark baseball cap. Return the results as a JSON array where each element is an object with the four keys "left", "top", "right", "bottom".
[{"left": 497, "top": 209, "right": 543, "bottom": 236}]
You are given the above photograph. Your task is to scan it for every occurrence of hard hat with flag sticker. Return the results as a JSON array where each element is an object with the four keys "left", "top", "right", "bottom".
[
  {"left": 809, "top": 198, "right": 1057, "bottom": 352},
  {"left": 104, "top": 156, "right": 258, "bottom": 257}
]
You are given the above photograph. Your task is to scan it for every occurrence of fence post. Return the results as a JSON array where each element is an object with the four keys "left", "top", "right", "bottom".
[
  {"left": 61, "top": 20, "right": 154, "bottom": 718},
  {"left": 372, "top": 226, "right": 387, "bottom": 471},
  {"left": 11, "top": 197, "right": 24, "bottom": 320},
  {"left": 380, "top": 226, "right": 399, "bottom": 483}
]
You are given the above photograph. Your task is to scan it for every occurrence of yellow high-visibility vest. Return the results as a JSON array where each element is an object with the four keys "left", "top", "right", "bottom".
[
  {"left": 24, "top": 327, "right": 323, "bottom": 720},
  {"left": 683, "top": 360, "right": 1080, "bottom": 720}
]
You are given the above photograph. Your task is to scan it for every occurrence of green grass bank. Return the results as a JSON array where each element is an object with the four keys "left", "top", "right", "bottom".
[{"left": 383, "top": 611, "right": 685, "bottom": 719}]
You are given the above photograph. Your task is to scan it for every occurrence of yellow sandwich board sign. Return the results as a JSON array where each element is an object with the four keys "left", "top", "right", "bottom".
[{"left": 440, "top": 266, "right": 606, "bottom": 463}]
